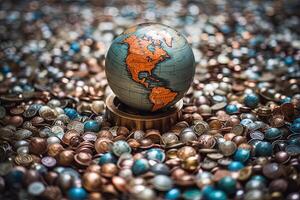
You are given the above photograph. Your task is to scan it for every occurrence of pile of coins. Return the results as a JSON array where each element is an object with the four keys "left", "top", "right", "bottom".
[{"left": 0, "top": 0, "right": 300, "bottom": 200}]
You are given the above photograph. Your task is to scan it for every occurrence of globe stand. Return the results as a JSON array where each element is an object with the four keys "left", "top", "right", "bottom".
[{"left": 105, "top": 94, "right": 183, "bottom": 132}]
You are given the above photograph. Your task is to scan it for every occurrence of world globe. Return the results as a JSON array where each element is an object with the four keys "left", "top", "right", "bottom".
[{"left": 105, "top": 23, "right": 195, "bottom": 112}]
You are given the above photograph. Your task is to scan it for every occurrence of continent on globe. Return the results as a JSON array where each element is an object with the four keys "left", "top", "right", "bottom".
[
  {"left": 123, "top": 34, "right": 177, "bottom": 111},
  {"left": 105, "top": 23, "right": 195, "bottom": 112},
  {"left": 149, "top": 87, "right": 177, "bottom": 111},
  {"left": 123, "top": 34, "right": 170, "bottom": 88}
]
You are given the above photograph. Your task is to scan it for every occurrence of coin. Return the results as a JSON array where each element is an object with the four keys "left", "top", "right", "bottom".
[
  {"left": 28, "top": 182, "right": 45, "bottom": 196},
  {"left": 285, "top": 145, "right": 300, "bottom": 156},
  {"left": 15, "top": 154, "right": 33, "bottom": 167},
  {"left": 249, "top": 131, "right": 264, "bottom": 140},
  {"left": 232, "top": 124, "right": 245, "bottom": 136},
  {"left": 211, "top": 102, "right": 227, "bottom": 111},
  {"left": 207, "top": 153, "right": 224, "bottom": 160},
  {"left": 193, "top": 121, "right": 209, "bottom": 135},
  {"left": 0, "top": 106, "right": 6, "bottom": 119},
  {"left": 201, "top": 159, "right": 217, "bottom": 170},
  {"left": 41, "top": 156, "right": 57, "bottom": 168}
]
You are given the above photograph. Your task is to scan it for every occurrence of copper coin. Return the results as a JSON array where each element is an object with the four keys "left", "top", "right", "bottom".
[
  {"left": 58, "top": 150, "right": 75, "bottom": 166},
  {"left": 31, "top": 116, "right": 45, "bottom": 125},
  {"left": 95, "top": 138, "right": 113, "bottom": 154},
  {"left": 209, "top": 119, "right": 222, "bottom": 130},
  {"left": 29, "top": 137, "right": 47, "bottom": 155},
  {"left": 47, "top": 143, "right": 64, "bottom": 157},
  {"left": 281, "top": 103, "right": 294, "bottom": 120},
  {"left": 98, "top": 130, "right": 114, "bottom": 140},
  {"left": 62, "top": 130, "right": 80, "bottom": 145},
  {"left": 198, "top": 134, "right": 216, "bottom": 148},
  {"left": 82, "top": 172, "right": 103, "bottom": 192},
  {"left": 112, "top": 176, "right": 127, "bottom": 192},
  {"left": 177, "top": 146, "right": 197, "bottom": 160},
  {"left": 145, "top": 130, "right": 161, "bottom": 144},
  {"left": 101, "top": 163, "right": 118, "bottom": 177},
  {"left": 74, "top": 152, "right": 92, "bottom": 167}
]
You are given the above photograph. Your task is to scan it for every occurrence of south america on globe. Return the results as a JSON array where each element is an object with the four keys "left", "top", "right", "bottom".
[{"left": 105, "top": 23, "right": 195, "bottom": 112}]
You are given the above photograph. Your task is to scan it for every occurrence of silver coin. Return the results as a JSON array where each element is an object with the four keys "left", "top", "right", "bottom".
[
  {"left": 249, "top": 131, "right": 264, "bottom": 140},
  {"left": 28, "top": 182, "right": 45, "bottom": 196},
  {"left": 14, "top": 129, "right": 32, "bottom": 140},
  {"left": 285, "top": 145, "right": 300, "bottom": 156}
]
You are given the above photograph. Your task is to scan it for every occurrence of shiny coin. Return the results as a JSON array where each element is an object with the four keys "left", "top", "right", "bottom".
[
  {"left": 219, "top": 141, "right": 237, "bottom": 156},
  {"left": 41, "top": 156, "right": 57, "bottom": 168},
  {"left": 211, "top": 102, "right": 227, "bottom": 111},
  {"left": 201, "top": 159, "right": 217, "bottom": 170},
  {"left": 152, "top": 175, "right": 173, "bottom": 191},
  {"left": 249, "top": 131, "right": 264, "bottom": 140},
  {"left": 198, "top": 134, "right": 216, "bottom": 148},
  {"left": 207, "top": 153, "right": 224, "bottom": 160},
  {"left": 218, "top": 158, "right": 233, "bottom": 167},
  {"left": 232, "top": 124, "right": 245, "bottom": 136},
  {"left": 285, "top": 145, "right": 300, "bottom": 156},
  {"left": 15, "top": 154, "right": 33, "bottom": 167},
  {"left": 193, "top": 121, "right": 209, "bottom": 135},
  {"left": 269, "top": 115, "right": 285, "bottom": 128},
  {"left": 67, "top": 121, "right": 84, "bottom": 134},
  {"left": 23, "top": 107, "right": 38, "bottom": 118},
  {"left": 14, "top": 129, "right": 32, "bottom": 140},
  {"left": 28, "top": 181, "right": 45, "bottom": 196}
]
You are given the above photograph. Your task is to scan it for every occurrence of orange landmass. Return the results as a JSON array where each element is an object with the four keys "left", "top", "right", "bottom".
[
  {"left": 149, "top": 87, "right": 177, "bottom": 111},
  {"left": 123, "top": 35, "right": 169, "bottom": 88}
]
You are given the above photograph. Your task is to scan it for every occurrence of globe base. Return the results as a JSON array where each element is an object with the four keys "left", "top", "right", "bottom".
[{"left": 105, "top": 94, "right": 183, "bottom": 132}]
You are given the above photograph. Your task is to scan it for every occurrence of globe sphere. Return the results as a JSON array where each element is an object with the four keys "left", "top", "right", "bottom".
[{"left": 105, "top": 23, "right": 195, "bottom": 112}]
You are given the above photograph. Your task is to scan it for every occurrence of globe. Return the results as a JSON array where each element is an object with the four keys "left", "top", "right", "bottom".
[{"left": 105, "top": 23, "right": 195, "bottom": 112}]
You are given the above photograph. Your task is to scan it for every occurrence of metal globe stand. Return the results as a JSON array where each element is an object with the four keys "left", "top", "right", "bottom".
[{"left": 105, "top": 93, "right": 183, "bottom": 132}]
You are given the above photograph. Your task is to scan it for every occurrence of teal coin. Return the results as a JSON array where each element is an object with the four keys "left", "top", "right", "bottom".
[
  {"left": 218, "top": 176, "right": 237, "bottom": 195},
  {"left": 265, "top": 128, "right": 282, "bottom": 140},
  {"left": 255, "top": 141, "right": 273, "bottom": 157},
  {"left": 132, "top": 158, "right": 150, "bottom": 176},
  {"left": 207, "top": 190, "right": 227, "bottom": 200},
  {"left": 182, "top": 188, "right": 202, "bottom": 200},
  {"left": 112, "top": 140, "right": 132, "bottom": 156},
  {"left": 233, "top": 148, "right": 250, "bottom": 163}
]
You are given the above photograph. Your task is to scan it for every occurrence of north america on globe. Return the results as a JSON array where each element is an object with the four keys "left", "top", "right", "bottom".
[
  {"left": 123, "top": 33, "right": 178, "bottom": 111},
  {"left": 105, "top": 23, "right": 195, "bottom": 112}
]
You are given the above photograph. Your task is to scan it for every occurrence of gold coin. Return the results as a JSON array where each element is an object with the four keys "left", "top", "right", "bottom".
[{"left": 15, "top": 154, "right": 33, "bottom": 166}]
